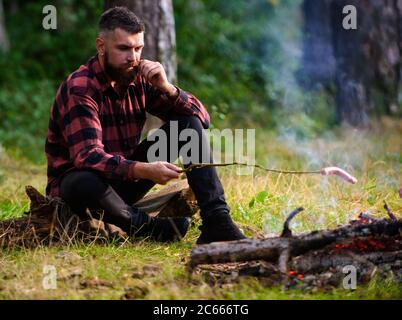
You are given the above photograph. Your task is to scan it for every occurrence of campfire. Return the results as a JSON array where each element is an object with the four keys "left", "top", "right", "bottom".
[{"left": 188, "top": 203, "right": 401, "bottom": 290}]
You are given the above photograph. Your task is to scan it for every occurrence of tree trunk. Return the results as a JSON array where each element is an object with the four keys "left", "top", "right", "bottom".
[
  {"left": 0, "top": 0, "right": 9, "bottom": 52},
  {"left": 299, "top": 0, "right": 336, "bottom": 89},
  {"left": 104, "top": 0, "right": 178, "bottom": 132},
  {"left": 330, "top": 0, "right": 371, "bottom": 126},
  {"left": 300, "top": 0, "right": 402, "bottom": 126}
]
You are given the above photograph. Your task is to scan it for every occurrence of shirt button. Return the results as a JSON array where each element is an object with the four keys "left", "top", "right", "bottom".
[{"left": 120, "top": 119, "right": 124, "bottom": 125}]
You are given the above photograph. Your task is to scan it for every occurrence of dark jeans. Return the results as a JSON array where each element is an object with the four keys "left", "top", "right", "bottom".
[{"left": 60, "top": 115, "right": 229, "bottom": 224}]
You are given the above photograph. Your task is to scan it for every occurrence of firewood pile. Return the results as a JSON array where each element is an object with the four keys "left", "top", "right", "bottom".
[
  {"left": 188, "top": 205, "right": 402, "bottom": 290},
  {"left": 0, "top": 180, "right": 198, "bottom": 248}
]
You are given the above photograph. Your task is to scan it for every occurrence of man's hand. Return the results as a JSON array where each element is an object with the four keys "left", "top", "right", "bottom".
[
  {"left": 138, "top": 59, "right": 178, "bottom": 97},
  {"left": 132, "top": 161, "right": 182, "bottom": 185}
]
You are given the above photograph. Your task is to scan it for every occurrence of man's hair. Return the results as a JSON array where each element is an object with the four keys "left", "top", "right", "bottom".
[{"left": 99, "top": 6, "right": 145, "bottom": 35}]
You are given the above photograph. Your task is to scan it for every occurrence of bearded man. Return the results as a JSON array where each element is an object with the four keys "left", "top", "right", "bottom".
[{"left": 45, "top": 6, "right": 245, "bottom": 243}]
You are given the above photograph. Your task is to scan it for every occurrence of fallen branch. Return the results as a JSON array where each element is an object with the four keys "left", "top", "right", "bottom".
[
  {"left": 383, "top": 200, "right": 397, "bottom": 221},
  {"left": 0, "top": 181, "right": 198, "bottom": 248}
]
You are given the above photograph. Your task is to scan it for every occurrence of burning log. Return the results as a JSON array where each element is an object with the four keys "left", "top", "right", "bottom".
[
  {"left": 291, "top": 249, "right": 402, "bottom": 274},
  {"left": 189, "top": 206, "right": 401, "bottom": 288},
  {"left": 189, "top": 219, "right": 402, "bottom": 270}
]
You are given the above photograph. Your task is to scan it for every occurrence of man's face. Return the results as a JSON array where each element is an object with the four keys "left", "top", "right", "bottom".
[{"left": 100, "top": 28, "right": 144, "bottom": 85}]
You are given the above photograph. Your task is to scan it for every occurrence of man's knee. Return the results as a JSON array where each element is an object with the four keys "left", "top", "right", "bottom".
[
  {"left": 170, "top": 114, "right": 204, "bottom": 132},
  {"left": 60, "top": 170, "right": 108, "bottom": 203},
  {"left": 169, "top": 115, "right": 212, "bottom": 164}
]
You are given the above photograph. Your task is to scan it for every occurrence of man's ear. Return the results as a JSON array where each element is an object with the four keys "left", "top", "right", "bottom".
[{"left": 96, "top": 37, "right": 105, "bottom": 56}]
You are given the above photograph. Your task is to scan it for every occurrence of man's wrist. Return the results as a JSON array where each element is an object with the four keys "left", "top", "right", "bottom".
[
  {"left": 163, "top": 84, "right": 179, "bottom": 98},
  {"left": 129, "top": 161, "right": 147, "bottom": 180}
]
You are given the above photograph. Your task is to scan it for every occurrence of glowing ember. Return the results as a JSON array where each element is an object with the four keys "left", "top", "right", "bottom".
[
  {"left": 333, "top": 237, "right": 399, "bottom": 253},
  {"left": 350, "top": 212, "right": 378, "bottom": 225},
  {"left": 287, "top": 270, "right": 304, "bottom": 279}
]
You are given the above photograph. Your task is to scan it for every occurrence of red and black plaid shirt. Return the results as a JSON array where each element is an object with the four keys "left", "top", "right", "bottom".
[{"left": 45, "top": 55, "right": 210, "bottom": 197}]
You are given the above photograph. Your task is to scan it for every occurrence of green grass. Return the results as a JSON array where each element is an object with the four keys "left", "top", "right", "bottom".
[
  {"left": 0, "top": 117, "right": 401, "bottom": 299},
  {"left": 0, "top": 242, "right": 401, "bottom": 300}
]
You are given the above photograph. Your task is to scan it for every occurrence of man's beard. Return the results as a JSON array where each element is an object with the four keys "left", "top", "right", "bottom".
[{"left": 103, "top": 51, "right": 138, "bottom": 87}]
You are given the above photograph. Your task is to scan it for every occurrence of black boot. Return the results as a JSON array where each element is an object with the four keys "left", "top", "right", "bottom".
[
  {"left": 196, "top": 211, "right": 246, "bottom": 244},
  {"left": 129, "top": 207, "right": 191, "bottom": 242},
  {"left": 98, "top": 185, "right": 190, "bottom": 242}
]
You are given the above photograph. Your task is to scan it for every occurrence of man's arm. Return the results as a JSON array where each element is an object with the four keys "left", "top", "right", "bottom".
[
  {"left": 61, "top": 93, "right": 135, "bottom": 180},
  {"left": 61, "top": 93, "right": 181, "bottom": 184},
  {"left": 138, "top": 59, "right": 211, "bottom": 128}
]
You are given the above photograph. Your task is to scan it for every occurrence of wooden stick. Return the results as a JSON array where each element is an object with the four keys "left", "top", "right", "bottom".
[
  {"left": 280, "top": 207, "right": 305, "bottom": 238},
  {"left": 179, "top": 162, "right": 321, "bottom": 175},
  {"left": 383, "top": 201, "right": 397, "bottom": 221},
  {"left": 180, "top": 163, "right": 358, "bottom": 184}
]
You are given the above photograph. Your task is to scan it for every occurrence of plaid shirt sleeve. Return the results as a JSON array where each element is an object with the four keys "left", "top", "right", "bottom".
[
  {"left": 143, "top": 80, "right": 211, "bottom": 128},
  {"left": 61, "top": 92, "right": 136, "bottom": 180}
]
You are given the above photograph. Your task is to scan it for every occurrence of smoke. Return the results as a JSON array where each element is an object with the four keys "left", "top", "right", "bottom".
[
  {"left": 262, "top": 0, "right": 305, "bottom": 111},
  {"left": 0, "top": 143, "right": 4, "bottom": 161},
  {"left": 254, "top": 1, "right": 401, "bottom": 234},
  {"left": 260, "top": 1, "right": 338, "bottom": 139}
]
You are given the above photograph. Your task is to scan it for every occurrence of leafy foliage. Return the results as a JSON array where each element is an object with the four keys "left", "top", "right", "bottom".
[
  {"left": 174, "top": 0, "right": 279, "bottom": 125},
  {"left": 0, "top": 0, "right": 103, "bottom": 163},
  {"left": 0, "top": 0, "right": 389, "bottom": 162}
]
